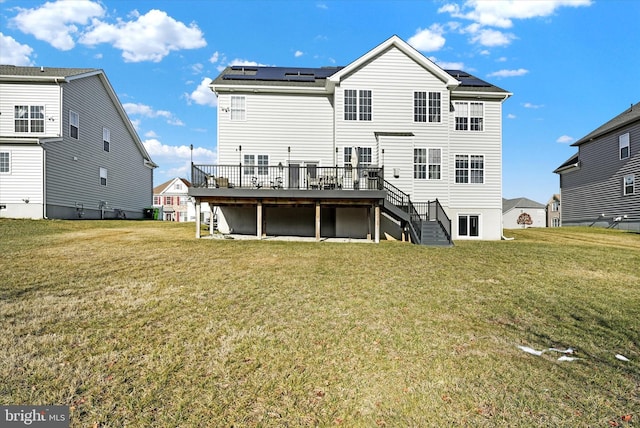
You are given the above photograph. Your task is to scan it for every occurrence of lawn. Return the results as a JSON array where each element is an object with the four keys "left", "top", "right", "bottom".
[{"left": 1, "top": 219, "right": 638, "bottom": 427}]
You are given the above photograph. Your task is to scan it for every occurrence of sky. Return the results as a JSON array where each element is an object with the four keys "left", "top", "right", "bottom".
[{"left": 1, "top": 0, "right": 639, "bottom": 204}]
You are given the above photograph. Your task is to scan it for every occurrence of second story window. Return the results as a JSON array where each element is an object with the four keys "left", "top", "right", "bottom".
[
  {"left": 153, "top": 196, "right": 161, "bottom": 205},
  {"left": 414, "top": 148, "right": 427, "bottom": 179},
  {"left": 14, "top": 105, "right": 44, "bottom": 133},
  {"left": 103, "top": 128, "right": 110, "bottom": 152},
  {"left": 619, "top": 133, "right": 630, "bottom": 159},
  {"left": 454, "top": 101, "right": 483, "bottom": 131},
  {"left": 244, "top": 154, "right": 255, "bottom": 175},
  {"left": 344, "top": 89, "right": 372, "bottom": 121},
  {"left": 258, "top": 155, "right": 269, "bottom": 175},
  {"left": 456, "top": 154, "right": 484, "bottom": 184},
  {"left": 69, "top": 110, "right": 79, "bottom": 139},
  {"left": 428, "top": 148, "right": 442, "bottom": 179},
  {"left": 230, "top": 96, "right": 246, "bottom": 121}
]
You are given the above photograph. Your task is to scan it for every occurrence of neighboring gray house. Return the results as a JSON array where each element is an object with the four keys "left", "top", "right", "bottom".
[
  {"left": 502, "top": 197, "right": 546, "bottom": 229},
  {"left": 190, "top": 36, "right": 511, "bottom": 244},
  {"left": 554, "top": 102, "right": 639, "bottom": 231},
  {"left": 0, "top": 66, "right": 157, "bottom": 219}
]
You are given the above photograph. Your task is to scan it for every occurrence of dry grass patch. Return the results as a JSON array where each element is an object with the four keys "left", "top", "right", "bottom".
[{"left": 1, "top": 220, "right": 639, "bottom": 427}]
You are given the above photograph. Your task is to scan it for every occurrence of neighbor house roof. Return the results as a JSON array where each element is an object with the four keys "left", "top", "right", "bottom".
[
  {"left": 502, "top": 197, "right": 545, "bottom": 213},
  {"left": 153, "top": 177, "right": 192, "bottom": 194},
  {"left": 0, "top": 65, "right": 157, "bottom": 168},
  {"left": 572, "top": 101, "right": 640, "bottom": 146}
]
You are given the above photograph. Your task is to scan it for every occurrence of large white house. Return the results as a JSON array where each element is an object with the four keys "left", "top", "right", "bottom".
[
  {"left": 190, "top": 36, "right": 511, "bottom": 244},
  {"left": 0, "top": 66, "right": 156, "bottom": 219}
]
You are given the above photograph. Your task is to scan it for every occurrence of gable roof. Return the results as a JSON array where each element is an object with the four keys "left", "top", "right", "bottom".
[
  {"left": 212, "top": 36, "right": 511, "bottom": 99},
  {"left": 0, "top": 65, "right": 157, "bottom": 168},
  {"left": 502, "top": 197, "right": 545, "bottom": 213},
  {"left": 572, "top": 101, "right": 640, "bottom": 146},
  {"left": 153, "top": 177, "right": 191, "bottom": 194}
]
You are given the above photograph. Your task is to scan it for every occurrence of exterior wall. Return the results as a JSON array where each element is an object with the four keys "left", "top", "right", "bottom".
[
  {"left": 0, "top": 83, "right": 62, "bottom": 138},
  {"left": 0, "top": 144, "right": 44, "bottom": 219},
  {"left": 560, "top": 121, "right": 640, "bottom": 229},
  {"left": 217, "top": 92, "right": 335, "bottom": 173},
  {"left": 503, "top": 207, "right": 547, "bottom": 229},
  {"left": 449, "top": 208, "right": 502, "bottom": 240},
  {"left": 43, "top": 75, "right": 153, "bottom": 219},
  {"left": 546, "top": 195, "right": 561, "bottom": 227}
]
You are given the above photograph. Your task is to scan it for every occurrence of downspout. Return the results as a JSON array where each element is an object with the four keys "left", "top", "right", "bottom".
[{"left": 42, "top": 144, "right": 48, "bottom": 219}]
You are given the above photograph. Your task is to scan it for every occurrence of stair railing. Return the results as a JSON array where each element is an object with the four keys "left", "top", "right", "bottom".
[{"left": 383, "top": 180, "right": 422, "bottom": 243}]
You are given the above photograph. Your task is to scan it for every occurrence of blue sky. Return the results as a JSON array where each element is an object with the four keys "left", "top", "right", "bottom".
[{"left": 2, "top": 0, "right": 639, "bottom": 203}]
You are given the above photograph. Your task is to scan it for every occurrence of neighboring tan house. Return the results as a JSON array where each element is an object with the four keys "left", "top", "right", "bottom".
[
  {"left": 0, "top": 65, "right": 157, "bottom": 219},
  {"left": 502, "top": 197, "right": 546, "bottom": 229},
  {"left": 190, "top": 35, "right": 511, "bottom": 244},
  {"left": 153, "top": 177, "right": 212, "bottom": 222},
  {"left": 546, "top": 194, "right": 561, "bottom": 227},
  {"left": 554, "top": 102, "right": 639, "bottom": 231}
]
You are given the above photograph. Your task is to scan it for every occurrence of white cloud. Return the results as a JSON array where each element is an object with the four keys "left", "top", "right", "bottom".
[
  {"left": 123, "top": 102, "right": 184, "bottom": 125},
  {"left": 186, "top": 78, "right": 216, "bottom": 107},
  {"left": 295, "top": 50, "right": 304, "bottom": 57},
  {"left": 143, "top": 139, "right": 216, "bottom": 163},
  {"left": 408, "top": 24, "right": 446, "bottom": 52},
  {"left": 209, "top": 51, "right": 219, "bottom": 63},
  {"left": 439, "top": 0, "right": 592, "bottom": 29},
  {"left": 507, "top": 113, "right": 516, "bottom": 119},
  {"left": 217, "top": 58, "right": 269, "bottom": 72},
  {"left": 11, "top": 0, "right": 105, "bottom": 50},
  {"left": 0, "top": 33, "right": 34, "bottom": 65},
  {"left": 429, "top": 56, "right": 465, "bottom": 70},
  {"left": 470, "top": 28, "right": 515, "bottom": 46},
  {"left": 487, "top": 68, "right": 528, "bottom": 77},
  {"left": 79, "top": 9, "right": 206, "bottom": 62},
  {"left": 523, "top": 102, "right": 544, "bottom": 109},
  {"left": 556, "top": 135, "right": 574, "bottom": 144}
]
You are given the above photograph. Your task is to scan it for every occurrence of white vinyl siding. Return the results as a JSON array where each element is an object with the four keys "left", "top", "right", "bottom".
[
  {"left": 0, "top": 145, "right": 44, "bottom": 212},
  {"left": 0, "top": 83, "right": 60, "bottom": 137}
]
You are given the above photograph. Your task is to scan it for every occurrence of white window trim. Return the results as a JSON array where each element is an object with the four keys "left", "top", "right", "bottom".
[
  {"left": 428, "top": 147, "right": 442, "bottom": 180},
  {"left": 0, "top": 151, "right": 10, "bottom": 174},
  {"left": 230, "top": 96, "right": 246, "bottom": 121},
  {"left": 619, "top": 133, "right": 630, "bottom": 160},
  {"left": 454, "top": 153, "right": 485, "bottom": 184},
  {"left": 344, "top": 89, "right": 372, "bottom": 121},
  {"left": 69, "top": 110, "right": 79, "bottom": 139},
  {"left": 453, "top": 101, "right": 484, "bottom": 132},
  {"left": 103, "top": 127, "right": 110, "bottom": 152},
  {"left": 414, "top": 148, "right": 427, "bottom": 179},
  {"left": 623, "top": 174, "right": 635, "bottom": 196},
  {"left": 99, "top": 167, "right": 107, "bottom": 186}
]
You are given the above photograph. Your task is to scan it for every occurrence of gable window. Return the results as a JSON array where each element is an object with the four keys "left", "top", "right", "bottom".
[
  {"left": 99, "top": 167, "right": 107, "bottom": 186},
  {"left": 455, "top": 154, "right": 484, "bottom": 184},
  {"left": 14, "top": 105, "right": 44, "bottom": 133},
  {"left": 414, "top": 92, "right": 426, "bottom": 122},
  {"left": 344, "top": 89, "right": 372, "bottom": 121},
  {"left": 619, "top": 133, "right": 630, "bottom": 159},
  {"left": 458, "top": 214, "right": 480, "bottom": 237},
  {"left": 414, "top": 148, "right": 427, "bottom": 179},
  {"left": 230, "top": 96, "right": 246, "bottom": 121},
  {"left": 624, "top": 174, "right": 635, "bottom": 195},
  {"left": 454, "top": 101, "right": 483, "bottom": 131},
  {"left": 0, "top": 152, "right": 9, "bottom": 173},
  {"left": 69, "top": 110, "right": 79, "bottom": 139},
  {"left": 258, "top": 155, "right": 269, "bottom": 175},
  {"left": 103, "top": 128, "right": 110, "bottom": 152},
  {"left": 428, "top": 148, "right": 442, "bottom": 179},
  {"left": 429, "top": 92, "right": 441, "bottom": 122}
]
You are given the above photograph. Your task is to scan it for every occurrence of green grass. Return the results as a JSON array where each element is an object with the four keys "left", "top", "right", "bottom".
[{"left": 1, "top": 219, "right": 639, "bottom": 427}]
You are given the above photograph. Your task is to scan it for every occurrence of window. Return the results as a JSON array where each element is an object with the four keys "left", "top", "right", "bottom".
[
  {"left": 428, "top": 148, "right": 442, "bottom": 180},
  {"left": 99, "top": 167, "right": 107, "bottom": 186},
  {"left": 624, "top": 174, "right": 635, "bottom": 195},
  {"left": 552, "top": 201, "right": 559, "bottom": 211},
  {"left": 344, "top": 147, "right": 372, "bottom": 167},
  {"left": 429, "top": 92, "right": 441, "bottom": 122},
  {"left": 344, "top": 89, "right": 372, "bottom": 121},
  {"left": 153, "top": 196, "right": 161, "bottom": 205},
  {"left": 175, "top": 183, "right": 182, "bottom": 190},
  {"left": 552, "top": 218, "right": 560, "bottom": 227},
  {"left": 258, "top": 155, "right": 269, "bottom": 175},
  {"left": 458, "top": 215, "right": 479, "bottom": 237},
  {"left": 165, "top": 196, "right": 174, "bottom": 205},
  {"left": 455, "top": 154, "right": 484, "bottom": 183},
  {"left": 179, "top": 196, "right": 187, "bottom": 206},
  {"left": 454, "top": 101, "right": 483, "bottom": 131},
  {"left": 244, "top": 154, "right": 255, "bottom": 175},
  {"left": 103, "top": 128, "right": 110, "bottom": 152},
  {"left": 69, "top": 110, "right": 79, "bottom": 139},
  {"left": 414, "top": 148, "right": 427, "bottom": 179},
  {"left": 14, "top": 105, "right": 44, "bottom": 133},
  {"left": 620, "top": 133, "right": 630, "bottom": 159},
  {"left": 414, "top": 92, "right": 426, "bottom": 122},
  {"left": 230, "top": 96, "right": 246, "bottom": 121},
  {"left": 0, "top": 152, "right": 9, "bottom": 173}
]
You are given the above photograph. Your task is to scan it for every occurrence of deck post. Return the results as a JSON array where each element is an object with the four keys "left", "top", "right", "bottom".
[
  {"left": 315, "top": 201, "right": 321, "bottom": 241},
  {"left": 374, "top": 203, "right": 380, "bottom": 243},
  {"left": 257, "top": 201, "right": 263, "bottom": 239},
  {"left": 209, "top": 206, "right": 215, "bottom": 236},
  {"left": 195, "top": 199, "right": 201, "bottom": 239}
]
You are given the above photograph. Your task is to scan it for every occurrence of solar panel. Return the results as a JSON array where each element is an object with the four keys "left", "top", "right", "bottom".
[{"left": 222, "top": 66, "right": 342, "bottom": 82}]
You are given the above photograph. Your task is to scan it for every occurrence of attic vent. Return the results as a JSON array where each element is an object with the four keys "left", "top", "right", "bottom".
[{"left": 40, "top": 66, "right": 44, "bottom": 72}]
